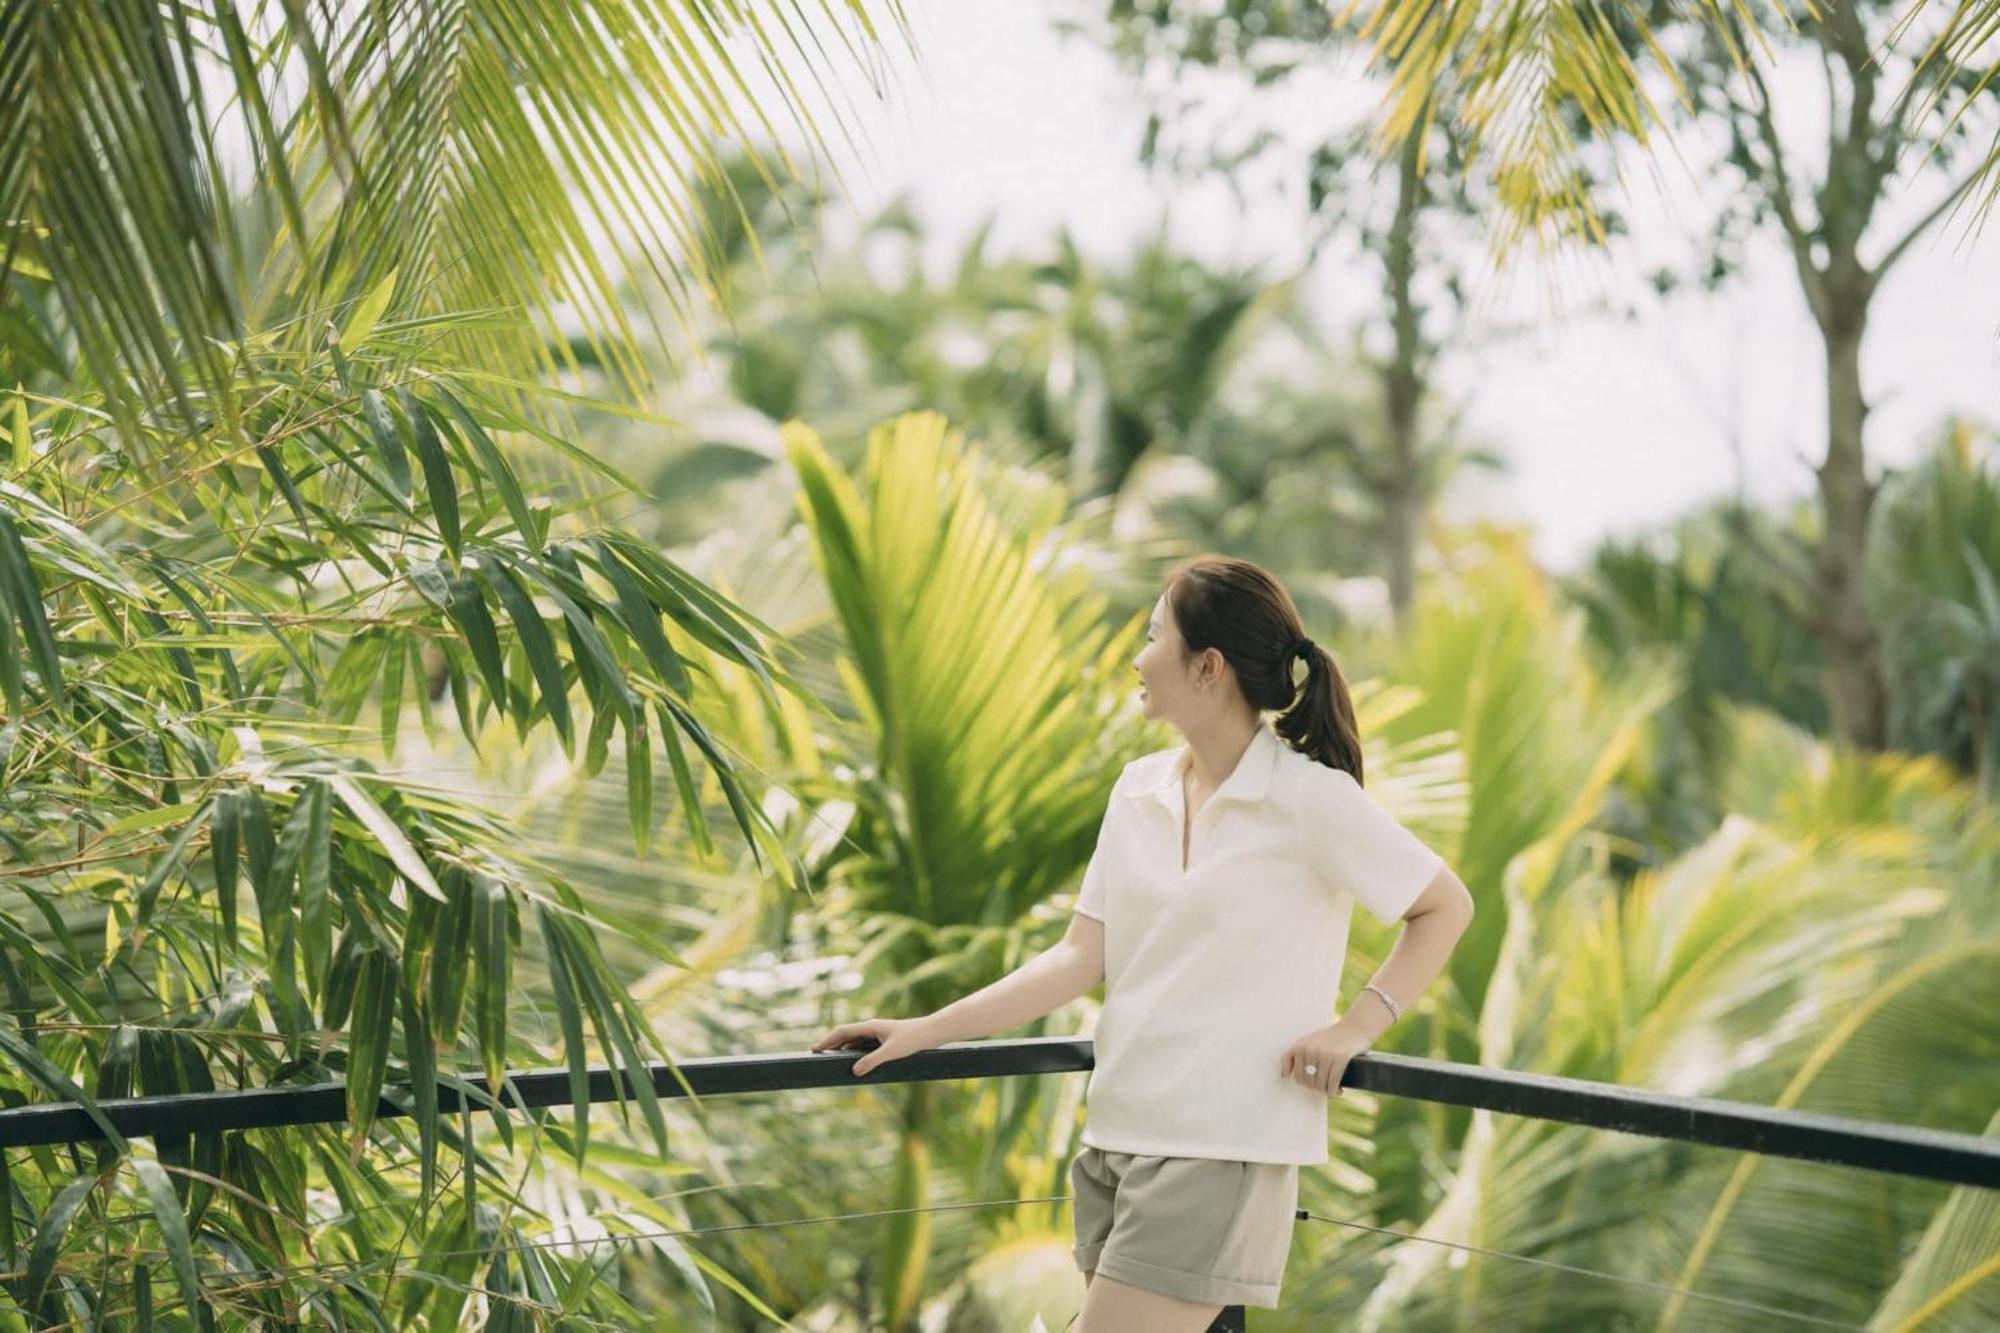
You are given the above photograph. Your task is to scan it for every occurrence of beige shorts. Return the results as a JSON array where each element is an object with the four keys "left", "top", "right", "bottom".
[{"left": 1068, "top": 1145, "right": 1299, "bottom": 1309}]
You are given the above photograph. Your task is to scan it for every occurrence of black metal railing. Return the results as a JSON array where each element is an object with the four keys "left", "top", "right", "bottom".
[
  {"left": 2, "top": 1036, "right": 1993, "bottom": 1330},
  {"left": 4, "top": 1036, "right": 1993, "bottom": 1189}
]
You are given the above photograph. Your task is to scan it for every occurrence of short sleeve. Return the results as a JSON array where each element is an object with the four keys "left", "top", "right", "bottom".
[
  {"left": 1075, "top": 764, "right": 1134, "bottom": 922},
  {"left": 1298, "top": 765, "right": 1444, "bottom": 925},
  {"left": 1075, "top": 835, "right": 1108, "bottom": 922}
]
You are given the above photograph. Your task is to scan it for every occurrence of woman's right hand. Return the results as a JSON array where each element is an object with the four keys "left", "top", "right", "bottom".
[{"left": 810, "top": 1016, "right": 942, "bottom": 1077}]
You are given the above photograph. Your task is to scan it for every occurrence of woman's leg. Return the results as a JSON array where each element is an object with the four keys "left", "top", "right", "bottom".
[{"left": 1075, "top": 1270, "right": 1224, "bottom": 1333}]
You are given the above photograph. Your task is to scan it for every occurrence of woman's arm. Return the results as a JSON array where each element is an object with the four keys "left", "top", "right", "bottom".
[
  {"left": 1341, "top": 865, "right": 1474, "bottom": 1046},
  {"left": 813, "top": 913, "right": 1105, "bottom": 1075},
  {"left": 924, "top": 912, "right": 1105, "bottom": 1043},
  {"left": 1280, "top": 864, "right": 1474, "bottom": 1093}
]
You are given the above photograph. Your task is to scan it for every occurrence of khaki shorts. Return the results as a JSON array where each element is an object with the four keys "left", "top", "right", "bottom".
[{"left": 1068, "top": 1145, "right": 1299, "bottom": 1309}]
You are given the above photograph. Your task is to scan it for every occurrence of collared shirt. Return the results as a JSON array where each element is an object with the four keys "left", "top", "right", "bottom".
[{"left": 1073, "top": 721, "right": 1445, "bottom": 1164}]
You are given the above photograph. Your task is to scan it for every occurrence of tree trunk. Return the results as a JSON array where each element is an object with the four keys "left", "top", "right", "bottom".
[
  {"left": 1745, "top": 0, "right": 1894, "bottom": 752},
  {"left": 1804, "top": 1, "right": 1892, "bottom": 752},
  {"left": 1813, "top": 302, "right": 1889, "bottom": 750},
  {"left": 1379, "top": 107, "right": 1430, "bottom": 631}
]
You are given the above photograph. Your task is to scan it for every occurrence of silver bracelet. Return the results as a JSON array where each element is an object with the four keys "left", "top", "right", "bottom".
[{"left": 1360, "top": 983, "right": 1401, "bottom": 1023}]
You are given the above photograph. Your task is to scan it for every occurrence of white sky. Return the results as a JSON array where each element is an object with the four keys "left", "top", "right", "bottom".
[{"left": 789, "top": 0, "right": 2000, "bottom": 573}]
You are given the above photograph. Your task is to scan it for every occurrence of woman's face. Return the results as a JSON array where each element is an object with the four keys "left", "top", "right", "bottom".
[{"left": 1134, "top": 591, "right": 1218, "bottom": 723}]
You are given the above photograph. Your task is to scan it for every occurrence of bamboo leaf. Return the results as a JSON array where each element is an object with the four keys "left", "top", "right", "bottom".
[
  {"left": 0, "top": 507, "right": 63, "bottom": 709},
  {"left": 134, "top": 802, "right": 211, "bottom": 930},
  {"left": 0, "top": 564, "right": 19, "bottom": 713},
  {"left": 321, "top": 924, "right": 365, "bottom": 1032},
  {"left": 360, "top": 388, "right": 412, "bottom": 500},
  {"left": 627, "top": 712, "right": 653, "bottom": 857},
  {"left": 540, "top": 908, "right": 591, "bottom": 1167},
  {"left": 212, "top": 788, "right": 240, "bottom": 951},
  {"left": 328, "top": 772, "right": 446, "bottom": 903},
  {"left": 401, "top": 387, "right": 461, "bottom": 556},
  {"left": 346, "top": 944, "right": 396, "bottom": 1162},
  {"left": 435, "top": 387, "right": 538, "bottom": 551},
  {"left": 445, "top": 567, "right": 510, "bottom": 721},
  {"left": 265, "top": 784, "right": 317, "bottom": 1036},
  {"left": 253, "top": 441, "right": 311, "bottom": 533},
  {"left": 92, "top": 1023, "right": 139, "bottom": 1174},
  {"left": 657, "top": 699, "right": 713, "bottom": 859},
  {"left": 405, "top": 559, "right": 449, "bottom": 612},
  {"left": 133, "top": 1157, "right": 205, "bottom": 1327},
  {"left": 95, "top": 1023, "right": 137, "bottom": 1100},
  {"left": 401, "top": 980, "right": 439, "bottom": 1213},
  {"left": 340, "top": 269, "right": 398, "bottom": 351},
  {"left": 522, "top": 556, "right": 636, "bottom": 728},
  {"left": 479, "top": 558, "right": 572, "bottom": 751},
  {"left": 428, "top": 868, "right": 474, "bottom": 1046},
  {"left": 590, "top": 536, "right": 690, "bottom": 696},
  {"left": 299, "top": 779, "right": 332, "bottom": 997},
  {"left": 9, "top": 385, "right": 28, "bottom": 473},
  {"left": 559, "top": 917, "right": 669, "bottom": 1156},
  {"left": 24, "top": 1173, "right": 99, "bottom": 1314},
  {"left": 240, "top": 787, "right": 273, "bottom": 913},
  {"left": 379, "top": 626, "right": 406, "bottom": 754},
  {"left": 471, "top": 874, "right": 511, "bottom": 1097},
  {"left": 325, "top": 628, "right": 388, "bottom": 726},
  {"left": 583, "top": 692, "right": 617, "bottom": 778}
]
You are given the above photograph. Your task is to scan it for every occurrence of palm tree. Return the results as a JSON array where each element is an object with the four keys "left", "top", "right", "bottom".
[
  {"left": 781, "top": 410, "right": 1145, "bottom": 1329},
  {"left": 1326, "top": 0, "right": 2000, "bottom": 260}
]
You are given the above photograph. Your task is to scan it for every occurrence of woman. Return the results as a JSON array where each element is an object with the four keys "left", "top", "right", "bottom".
[{"left": 812, "top": 556, "right": 1475, "bottom": 1332}]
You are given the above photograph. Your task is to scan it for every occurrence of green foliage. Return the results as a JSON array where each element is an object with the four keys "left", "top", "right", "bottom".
[
  {"left": 0, "top": 321, "right": 819, "bottom": 1316},
  {"left": 0, "top": 0, "right": 910, "bottom": 441},
  {"left": 1874, "top": 420, "right": 2000, "bottom": 796},
  {"left": 624, "top": 196, "right": 1297, "bottom": 534},
  {"left": 783, "top": 411, "right": 1145, "bottom": 980}
]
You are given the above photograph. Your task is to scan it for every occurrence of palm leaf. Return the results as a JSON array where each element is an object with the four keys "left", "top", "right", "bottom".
[{"left": 0, "top": 0, "right": 912, "bottom": 441}]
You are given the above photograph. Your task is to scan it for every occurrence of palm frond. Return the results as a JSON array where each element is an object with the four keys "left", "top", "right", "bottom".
[{"left": 0, "top": 0, "right": 911, "bottom": 441}]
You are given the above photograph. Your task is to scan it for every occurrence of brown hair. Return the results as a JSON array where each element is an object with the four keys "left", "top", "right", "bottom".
[{"left": 1163, "top": 555, "right": 1366, "bottom": 784}]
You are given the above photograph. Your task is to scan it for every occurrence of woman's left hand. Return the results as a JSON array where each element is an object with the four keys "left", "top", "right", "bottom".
[{"left": 1280, "top": 1020, "right": 1373, "bottom": 1098}]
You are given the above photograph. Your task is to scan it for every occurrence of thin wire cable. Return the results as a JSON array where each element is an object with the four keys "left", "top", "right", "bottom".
[
  {"left": 19, "top": 636, "right": 1869, "bottom": 1326},
  {"left": 71, "top": 1190, "right": 1870, "bottom": 1330},
  {"left": 609, "top": 680, "right": 1864, "bottom": 1329},
  {"left": 71, "top": 1194, "right": 1082, "bottom": 1305},
  {"left": 664, "top": 708, "right": 1853, "bottom": 1322},
  {"left": 1295, "top": 1208, "right": 1868, "bottom": 1330}
]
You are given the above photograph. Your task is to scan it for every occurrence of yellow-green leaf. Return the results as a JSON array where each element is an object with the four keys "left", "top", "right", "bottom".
[{"left": 328, "top": 772, "right": 446, "bottom": 902}]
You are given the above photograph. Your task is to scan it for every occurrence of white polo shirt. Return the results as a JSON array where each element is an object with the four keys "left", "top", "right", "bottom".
[{"left": 1073, "top": 721, "right": 1444, "bottom": 1165}]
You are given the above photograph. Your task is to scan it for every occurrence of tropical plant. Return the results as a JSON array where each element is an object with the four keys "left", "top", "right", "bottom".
[
  {"left": 587, "top": 188, "right": 1300, "bottom": 528},
  {"left": 1290, "top": 0, "right": 2000, "bottom": 261},
  {"left": 1266, "top": 538, "right": 2000, "bottom": 1331},
  {"left": 1562, "top": 494, "right": 1830, "bottom": 856},
  {"left": 1079, "top": 0, "right": 1549, "bottom": 628},
  {"left": 777, "top": 410, "right": 1145, "bottom": 1330},
  {"left": 1318, "top": 709, "right": 2000, "bottom": 1333},
  {"left": 0, "top": 0, "right": 905, "bottom": 1320},
  {"left": 1872, "top": 418, "right": 2000, "bottom": 796},
  {"left": 1086, "top": 0, "right": 2000, "bottom": 747},
  {"left": 1634, "top": 0, "right": 2000, "bottom": 753},
  {"left": 0, "top": 312, "right": 838, "bottom": 1320}
]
